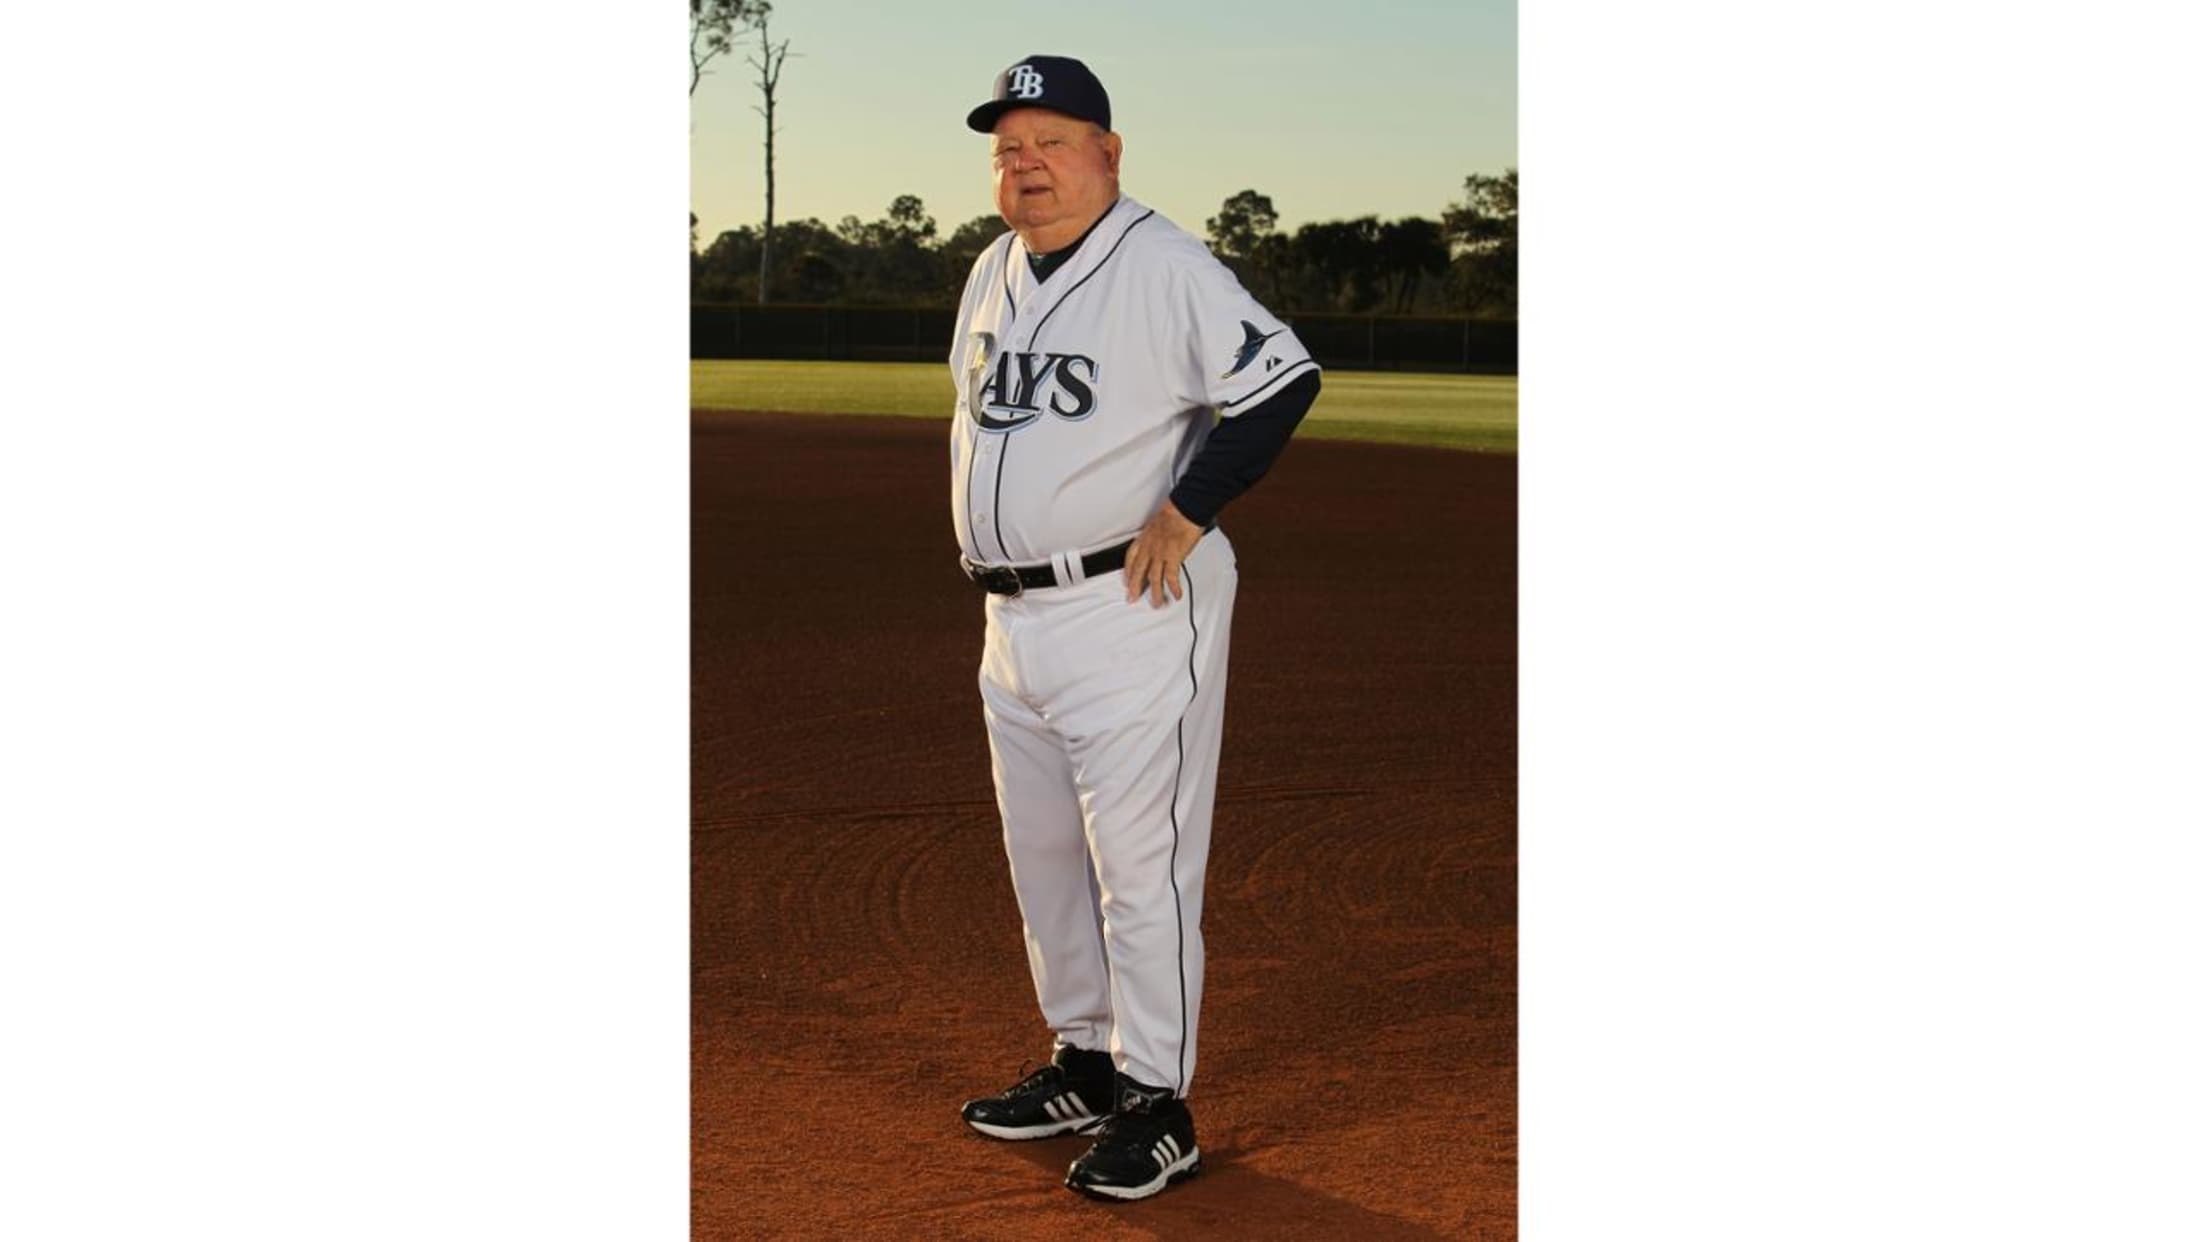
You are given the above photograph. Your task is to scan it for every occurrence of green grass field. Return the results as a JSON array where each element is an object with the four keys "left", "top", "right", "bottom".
[{"left": 691, "top": 360, "right": 1516, "bottom": 453}]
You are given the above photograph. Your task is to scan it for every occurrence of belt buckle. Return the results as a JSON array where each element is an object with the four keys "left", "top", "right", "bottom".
[{"left": 963, "top": 557, "right": 1022, "bottom": 597}]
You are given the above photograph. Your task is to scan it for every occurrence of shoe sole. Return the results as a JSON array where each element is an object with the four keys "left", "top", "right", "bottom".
[
  {"left": 1065, "top": 1147, "right": 1202, "bottom": 1201},
  {"left": 964, "top": 1114, "right": 1107, "bottom": 1141}
]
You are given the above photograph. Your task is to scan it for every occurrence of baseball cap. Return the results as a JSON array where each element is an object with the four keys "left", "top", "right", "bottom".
[{"left": 965, "top": 55, "right": 1112, "bottom": 133}]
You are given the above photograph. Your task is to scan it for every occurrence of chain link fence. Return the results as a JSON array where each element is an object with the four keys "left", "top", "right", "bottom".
[{"left": 691, "top": 303, "right": 1515, "bottom": 374}]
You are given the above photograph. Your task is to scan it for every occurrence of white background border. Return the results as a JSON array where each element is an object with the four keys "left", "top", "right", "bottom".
[{"left": 4, "top": 2, "right": 2204, "bottom": 1237}]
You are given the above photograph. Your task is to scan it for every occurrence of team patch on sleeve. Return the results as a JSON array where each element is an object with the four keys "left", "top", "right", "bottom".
[
  {"left": 1195, "top": 306, "right": 1314, "bottom": 414},
  {"left": 1175, "top": 252, "right": 1317, "bottom": 415},
  {"left": 1220, "top": 320, "right": 1286, "bottom": 380}
]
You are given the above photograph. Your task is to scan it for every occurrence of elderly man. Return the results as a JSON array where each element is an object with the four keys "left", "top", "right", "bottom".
[{"left": 948, "top": 54, "right": 1321, "bottom": 1203}]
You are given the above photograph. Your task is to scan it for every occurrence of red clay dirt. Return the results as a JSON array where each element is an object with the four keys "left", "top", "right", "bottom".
[{"left": 693, "top": 410, "right": 1515, "bottom": 1240}]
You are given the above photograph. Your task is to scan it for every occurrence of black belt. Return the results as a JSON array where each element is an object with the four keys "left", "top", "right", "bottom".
[{"left": 960, "top": 540, "right": 1134, "bottom": 596}]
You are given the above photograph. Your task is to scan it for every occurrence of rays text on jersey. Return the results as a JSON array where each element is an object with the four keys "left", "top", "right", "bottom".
[{"left": 969, "top": 350, "right": 1102, "bottom": 431}]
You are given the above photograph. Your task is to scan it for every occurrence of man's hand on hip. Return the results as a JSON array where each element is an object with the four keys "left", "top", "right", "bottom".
[{"left": 1122, "top": 501, "right": 1204, "bottom": 608}]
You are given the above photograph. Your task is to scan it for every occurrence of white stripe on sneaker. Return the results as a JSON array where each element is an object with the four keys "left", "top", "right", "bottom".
[
  {"left": 1044, "top": 1097, "right": 1066, "bottom": 1122},
  {"left": 1067, "top": 1094, "right": 1090, "bottom": 1119},
  {"left": 1163, "top": 1133, "right": 1180, "bottom": 1163}
]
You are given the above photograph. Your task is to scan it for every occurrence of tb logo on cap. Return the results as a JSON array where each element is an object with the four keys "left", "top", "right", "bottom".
[{"left": 1008, "top": 64, "right": 1045, "bottom": 99}]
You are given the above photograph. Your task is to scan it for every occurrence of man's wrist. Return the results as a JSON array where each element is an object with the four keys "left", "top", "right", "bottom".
[{"left": 1166, "top": 490, "right": 1216, "bottom": 528}]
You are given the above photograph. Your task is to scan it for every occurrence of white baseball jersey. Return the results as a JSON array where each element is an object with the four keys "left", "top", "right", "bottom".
[
  {"left": 948, "top": 194, "right": 1318, "bottom": 568},
  {"left": 950, "top": 195, "right": 1315, "bottom": 1099}
]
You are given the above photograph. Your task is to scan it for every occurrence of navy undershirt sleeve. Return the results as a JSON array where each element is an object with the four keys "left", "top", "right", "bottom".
[{"left": 1168, "top": 369, "right": 1322, "bottom": 527}]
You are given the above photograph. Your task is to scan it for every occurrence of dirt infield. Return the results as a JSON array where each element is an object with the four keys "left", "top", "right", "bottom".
[{"left": 693, "top": 410, "right": 1515, "bottom": 1239}]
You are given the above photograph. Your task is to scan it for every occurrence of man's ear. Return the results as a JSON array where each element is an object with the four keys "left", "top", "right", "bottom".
[{"left": 1102, "top": 131, "right": 1123, "bottom": 176}]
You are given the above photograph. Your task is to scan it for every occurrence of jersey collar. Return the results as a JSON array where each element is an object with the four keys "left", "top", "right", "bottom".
[
  {"left": 1003, "top": 195, "right": 1144, "bottom": 346},
  {"left": 1024, "top": 205, "right": 1114, "bottom": 283}
]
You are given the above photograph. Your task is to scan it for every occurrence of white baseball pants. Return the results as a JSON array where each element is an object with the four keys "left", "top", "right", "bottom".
[{"left": 977, "top": 528, "right": 1238, "bottom": 1097}]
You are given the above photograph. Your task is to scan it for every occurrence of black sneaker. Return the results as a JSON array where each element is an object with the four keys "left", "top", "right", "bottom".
[
  {"left": 1064, "top": 1076, "right": 1202, "bottom": 1201},
  {"left": 959, "top": 1046, "right": 1115, "bottom": 1140}
]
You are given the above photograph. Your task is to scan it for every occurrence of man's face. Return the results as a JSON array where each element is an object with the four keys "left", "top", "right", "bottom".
[{"left": 990, "top": 109, "right": 1123, "bottom": 236}]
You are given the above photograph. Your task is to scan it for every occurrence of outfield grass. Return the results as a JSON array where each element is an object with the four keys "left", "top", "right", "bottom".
[{"left": 691, "top": 360, "right": 1516, "bottom": 453}]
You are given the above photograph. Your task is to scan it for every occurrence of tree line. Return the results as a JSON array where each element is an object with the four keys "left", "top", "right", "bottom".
[
  {"left": 689, "top": 170, "right": 1517, "bottom": 318},
  {"left": 690, "top": 3, "right": 1511, "bottom": 316}
]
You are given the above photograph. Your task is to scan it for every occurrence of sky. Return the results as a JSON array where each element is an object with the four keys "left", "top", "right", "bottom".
[{"left": 690, "top": 0, "right": 1515, "bottom": 247}]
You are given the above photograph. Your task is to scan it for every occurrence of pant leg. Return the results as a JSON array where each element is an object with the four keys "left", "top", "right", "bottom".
[
  {"left": 979, "top": 658, "right": 1113, "bottom": 1053},
  {"left": 1058, "top": 533, "right": 1239, "bottom": 1096}
]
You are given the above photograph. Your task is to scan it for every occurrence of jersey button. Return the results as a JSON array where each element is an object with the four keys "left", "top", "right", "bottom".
[{"left": 977, "top": 513, "right": 992, "bottom": 525}]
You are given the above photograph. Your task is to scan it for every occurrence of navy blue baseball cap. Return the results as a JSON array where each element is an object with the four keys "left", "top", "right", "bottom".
[{"left": 965, "top": 55, "right": 1112, "bottom": 133}]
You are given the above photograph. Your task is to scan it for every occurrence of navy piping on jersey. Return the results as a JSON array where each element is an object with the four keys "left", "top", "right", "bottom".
[
  {"left": 1026, "top": 208, "right": 1156, "bottom": 352},
  {"left": 1024, "top": 207, "right": 1113, "bottom": 284},
  {"left": 1221, "top": 356, "right": 1320, "bottom": 410},
  {"left": 990, "top": 433, "right": 1012, "bottom": 561},
  {"left": 973, "top": 206, "right": 1153, "bottom": 567}
]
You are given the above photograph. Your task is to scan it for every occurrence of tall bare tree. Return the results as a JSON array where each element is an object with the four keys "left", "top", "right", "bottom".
[
  {"left": 747, "top": 11, "right": 794, "bottom": 304},
  {"left": 689, "top": 0, "right": 766, "bottom": 97},
  {"left": 691, "top": 1, "right": 765, "bottom": 262}
]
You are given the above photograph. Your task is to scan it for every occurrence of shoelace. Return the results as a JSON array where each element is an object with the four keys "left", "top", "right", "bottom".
[
  {"left": 1000, "top": 1060, "right": 1065, "bottom": 1098},
  {"left": 1089, "top": 1102, "right": 1174, "bottom": 1152}
]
